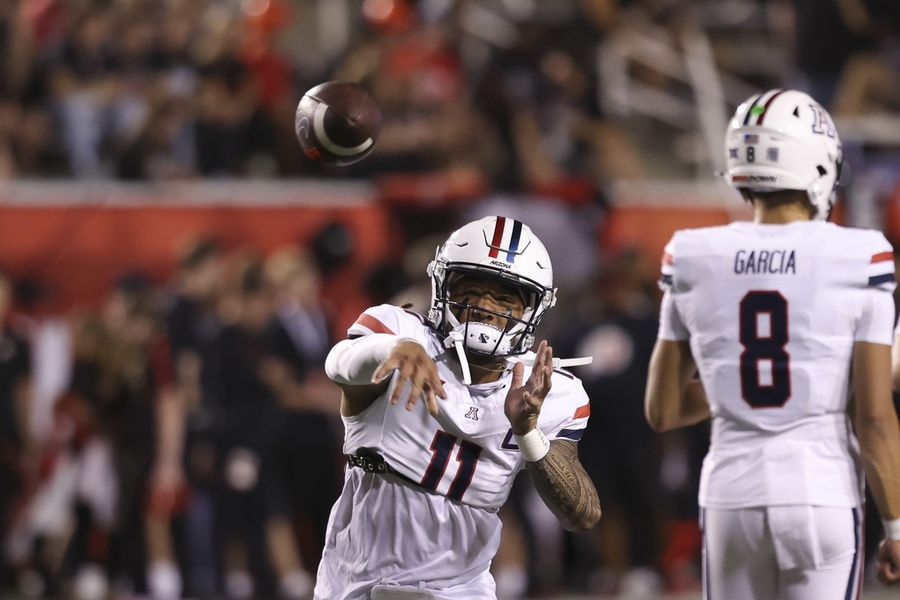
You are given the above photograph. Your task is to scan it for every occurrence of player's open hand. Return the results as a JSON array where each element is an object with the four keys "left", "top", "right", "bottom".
[
  {"left": 372, "top": 340, "right": 447, "bottom": 416},
  {"left": 877, "top": 539, "right": 900, "bottom": 585},
  {"left": 505, "top": 340, "right": 553, "bottom": 435}
]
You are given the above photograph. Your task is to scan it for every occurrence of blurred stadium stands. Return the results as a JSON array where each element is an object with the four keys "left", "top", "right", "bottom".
[{"left": 0, "top": 0, "right": 899, "bottom": 598}]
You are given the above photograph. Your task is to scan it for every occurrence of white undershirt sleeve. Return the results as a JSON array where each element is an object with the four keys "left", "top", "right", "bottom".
[{"left": 325, "top": 334, "right": 423, "bottom": 385}]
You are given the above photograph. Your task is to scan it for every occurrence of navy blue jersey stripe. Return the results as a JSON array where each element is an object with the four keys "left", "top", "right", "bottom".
[
  {"left": 742, "top": 93, "right": 764, "bottom": 125},
  {"left": 552, "top": 368, "right": 575, "bottom": 380},
  {"left": 845, "top": 507, "right": 860, "bottom": 600},
  {"left": 868, "top": 273, "right": 895, "bottom": 286},
  {"left": 556, "top": 428, "right": 584, "bottom": 441},
  {"left": 506, "top": 220, "right": 523, "bottom": 262}
]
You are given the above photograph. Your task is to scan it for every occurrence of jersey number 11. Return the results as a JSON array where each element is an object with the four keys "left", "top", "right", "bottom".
[{"left": 421, "top": 431, "right": 483, "bottom": 501}]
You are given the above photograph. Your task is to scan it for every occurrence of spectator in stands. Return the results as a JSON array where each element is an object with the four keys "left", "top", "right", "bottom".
[
  {"left": 211, "top": 258, "right": 281, "bottom": 598},
  {"left": 99, "top": 275, "right": 183, "bottom": 599},
  {"left": 166, "top": 237, "right": 225, "bottom": 597},
  {"left": 263, "top": 247, "right": 342, "bottom": 598},
  {"left": 0, "top": 272, "right": 32, "bottom": 593}
]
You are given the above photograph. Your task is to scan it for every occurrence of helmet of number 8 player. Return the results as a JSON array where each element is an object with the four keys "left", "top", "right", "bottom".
[
  {"left": 426, "top": 216, "right": 556, "bottom": 383},
  {"left": 725, "top": 89, "right": 843, "bottom": 220}
]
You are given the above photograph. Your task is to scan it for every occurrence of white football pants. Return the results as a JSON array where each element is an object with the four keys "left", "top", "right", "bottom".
[{"left": 701, "top": 506, "right": 862, "bottom": 600}]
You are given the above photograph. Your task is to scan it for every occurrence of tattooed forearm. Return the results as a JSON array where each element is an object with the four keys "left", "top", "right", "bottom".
[{"left": 526, "top": 440, "right": 601, "bottom": 531}]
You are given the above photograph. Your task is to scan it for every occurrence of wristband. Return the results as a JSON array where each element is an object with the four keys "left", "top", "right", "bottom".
[
  {"left": 515, "top": 428, "right": 550, "bottom": 462},
  {"left": 883, "top": 518, "right": 900, "bottom": 541}
]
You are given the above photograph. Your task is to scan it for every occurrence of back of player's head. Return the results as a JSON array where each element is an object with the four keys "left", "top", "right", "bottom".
[
  {"left": 426, "top": 216, "right": 557, "bottom": 358},
  {"left": 724, "top": 89, "right": 842, "bottom": 220}
]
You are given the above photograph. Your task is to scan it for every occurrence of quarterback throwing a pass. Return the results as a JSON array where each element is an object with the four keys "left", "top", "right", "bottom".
[
  {"left": 646, "top": 89, "right": 900, "bottom": 599},
  {"left": 315, "top": 216, "right": 601, "bottom": 600}
]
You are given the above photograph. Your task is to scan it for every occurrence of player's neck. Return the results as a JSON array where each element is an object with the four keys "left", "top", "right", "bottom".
[
  {"left": 466, "top": 356, "right": 507, "bottom": 384},
  {"left": 753, "top": 202, "right": 813, "bottom": 225}
]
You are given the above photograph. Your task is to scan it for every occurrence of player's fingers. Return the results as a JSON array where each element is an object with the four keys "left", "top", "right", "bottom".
[
  {"left": 511, "top": 361, "right": 524, "bottom": 388},
  {"left": 371, "top": 357, "right": 397, "bottom": 383},
  {"left": 389, "top": 360, "right": 414, "bottom": 405},
  {"left": 423, "top": 386, "right": 440, "bottom": 417},
  {"left": 542, "top": 365, "right": 553, "bottom": 391},
  {"left": 889, "top": 557, "right": 900, "bottom": 576},
  {"left": 424, "top": 364, "right": 447, "bottom": 399},
  {"left": 535, "top": 340, "right": 549, "bottom": 368},
  {"left": 406, "top": 369, "right": 430, "bottom": 410}
]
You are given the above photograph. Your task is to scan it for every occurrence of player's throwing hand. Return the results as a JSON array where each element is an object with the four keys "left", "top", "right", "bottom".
[
  {"left": 505, "top": 340, "right": 553, "bottom": 435},
  {"left": 372, "top": 340, "right": 447, "bottom": 416}
]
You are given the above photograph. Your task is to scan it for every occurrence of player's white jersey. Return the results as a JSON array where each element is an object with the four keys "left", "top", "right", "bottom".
[
  {"left": 658, "top": 221, "right": 896, "bottom": 509},
  {"left": 315, "top": 304, "right": 590, "bottom": 599}
]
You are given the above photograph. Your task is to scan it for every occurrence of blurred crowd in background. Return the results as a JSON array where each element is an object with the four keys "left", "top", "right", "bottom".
[
  {"left": 0, "top": 0, "right": 897, "bottom": 187},
  {"left": 1, "top": 0, "right": 900, "bottom": 598}
]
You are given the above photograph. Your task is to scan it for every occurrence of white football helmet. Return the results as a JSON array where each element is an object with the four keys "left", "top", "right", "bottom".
[
  {"left": 724, "top": 89, "right": 843, "bottom": 220},
  {"left": 426, "top": 216, "right": 557, "bottom": 380}
]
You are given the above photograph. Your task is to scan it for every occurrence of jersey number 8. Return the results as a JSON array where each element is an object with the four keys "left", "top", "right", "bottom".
[{"left": 739, "top": 291, "right": 791, "bottom": 408}]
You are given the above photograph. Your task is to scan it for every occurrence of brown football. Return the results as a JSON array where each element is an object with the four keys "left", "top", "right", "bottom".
[{"left": 294, "top": 81, "right": 381, "bottom": 166}]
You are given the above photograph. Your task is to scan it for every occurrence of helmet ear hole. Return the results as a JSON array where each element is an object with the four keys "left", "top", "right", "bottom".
[
  {"left": 816, "top": 165, "right": 827, "bottom": 176},
  {"left": 792, "top": 106, "right": 800, "bottom": 117}
]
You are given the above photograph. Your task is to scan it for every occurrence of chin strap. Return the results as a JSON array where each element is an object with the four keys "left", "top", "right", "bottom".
[
  {"left": 442, "top": 331, "right": 473, "bottom": 385},
  {"left": 514, "top": 355, "right": 594, "bottom": 369},
  {"left": 443, "top": 331, "right": 592, "bottom": 385}
]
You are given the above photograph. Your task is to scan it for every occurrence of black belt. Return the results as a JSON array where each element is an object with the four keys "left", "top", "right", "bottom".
[{"left": 346, "top": 448, "right": 420, "bottom": 487}]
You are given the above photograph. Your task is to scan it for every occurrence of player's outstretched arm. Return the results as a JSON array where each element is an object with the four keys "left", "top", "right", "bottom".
[
  {"left": 527, "top": 439, "right": 602, "bottom": 531},
  {"left": 505, "top": 341, "right": 601, "bottom": 532},
  {"left": 891, "top": 331, "right": 900, "bottom": 392},
  {"left": 645, "top": 339, "right": 710, "bottom": 432},
  {"left": 325, "top": 334, "right": 446, "bottom": 417},
  {"left": 852, "top": 341, "right": 900, "bottom": 585}
]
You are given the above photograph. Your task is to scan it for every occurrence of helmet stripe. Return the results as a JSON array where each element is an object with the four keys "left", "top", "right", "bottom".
[
  {"left": 756, "top": 89, "right": 784, "bottom": 125},
  {"left": 742, "top": 93, "right": 764, "bottom": 125},
  {"left": 506, "top": 220, "right": 523, "bottom": 262},
  {"left": 488, "top": 216, "right": 506, "bottom": 258}
]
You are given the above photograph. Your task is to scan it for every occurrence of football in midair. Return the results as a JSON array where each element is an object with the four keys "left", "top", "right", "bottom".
[{"left": 294, "top": 81, "right": 381, "bottom": 166}]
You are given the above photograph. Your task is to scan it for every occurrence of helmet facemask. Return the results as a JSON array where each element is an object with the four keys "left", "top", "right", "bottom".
[
  {"left": 436, "top": 267, "right": 550, "bottom": 357},
  {"left": 425, "top": 216, "right": 558, "bottom": 383}
]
